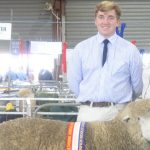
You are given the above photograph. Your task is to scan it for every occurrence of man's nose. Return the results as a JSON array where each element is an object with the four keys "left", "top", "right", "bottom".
[{"left": 103, "top": 18, "right": 109, "bottom": 23}]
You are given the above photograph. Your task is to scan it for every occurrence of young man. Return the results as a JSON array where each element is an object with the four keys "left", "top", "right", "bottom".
[{"left": 67, "top": 1, "right": 143, "bottom": 121}]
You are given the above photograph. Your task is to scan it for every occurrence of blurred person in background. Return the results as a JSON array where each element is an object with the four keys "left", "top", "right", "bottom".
[
  {"left": 38, "top": 69, "right": 53, "bottom": 81},
  {"left": 16, "top": 66, "right": 27, "bottom": 81}
]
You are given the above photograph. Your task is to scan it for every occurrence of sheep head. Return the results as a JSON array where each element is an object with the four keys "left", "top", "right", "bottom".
[
  {"left": 18, "top": 88, "right": 34, "bottom": 98},
  {"left": 117, "top": 99, "right": 150, "bottom": 149}
]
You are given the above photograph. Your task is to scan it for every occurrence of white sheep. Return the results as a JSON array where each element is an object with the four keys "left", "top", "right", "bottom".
[
  {"left": 17, "top": 88, "right": 35, "bottom": 112},
  {"left": 116, "top": 99, "right": 150, "bottom": 150},
  {"left": 0, "top": 99, "right": 149, "bottom": 150}
]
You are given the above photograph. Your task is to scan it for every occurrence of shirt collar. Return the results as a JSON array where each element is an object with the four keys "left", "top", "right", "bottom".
[{"left": 97, "top": 32, "right": 118, "bottom": 44}]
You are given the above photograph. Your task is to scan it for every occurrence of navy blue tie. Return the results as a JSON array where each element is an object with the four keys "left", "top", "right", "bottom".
[{"left": 102, "top": 39, "right": 109, "bottom": 66}]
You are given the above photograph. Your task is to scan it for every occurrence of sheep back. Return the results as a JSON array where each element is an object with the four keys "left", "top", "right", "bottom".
[
  {"left": 85, "top": 120, "right": 140, "bottom": 150},
  {"left": 0, "top": 118, "right": 67, "bottom": 150}
]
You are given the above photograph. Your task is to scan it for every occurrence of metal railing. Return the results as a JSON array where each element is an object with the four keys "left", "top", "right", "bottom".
[
  {"left": 0, "top": 97, "right": 79, "bottom": 118},
  {"left": 0, "top": 80, "right": 78, "bottom": 122}
]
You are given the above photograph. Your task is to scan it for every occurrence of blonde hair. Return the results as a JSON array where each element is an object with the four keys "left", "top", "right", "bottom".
[{"left": 95, "top": 1, "right": 121, "bottom": 19}]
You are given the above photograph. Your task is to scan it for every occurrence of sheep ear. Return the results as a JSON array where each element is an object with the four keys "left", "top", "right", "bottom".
[{"left": 123, "top": 115, "right": 130, "bottom": 123}]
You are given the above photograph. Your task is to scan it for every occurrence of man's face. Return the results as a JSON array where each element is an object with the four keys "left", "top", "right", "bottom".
[{"left": 95, "top": 10, "right": 120, "bottom": 38}]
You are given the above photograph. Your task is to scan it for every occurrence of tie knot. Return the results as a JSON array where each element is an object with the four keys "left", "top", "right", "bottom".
[{"left": 103, "top": 39, "right": 109, "bottom": 45}]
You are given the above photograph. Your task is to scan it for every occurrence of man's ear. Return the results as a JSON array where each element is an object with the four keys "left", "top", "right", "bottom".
[{"left": 117, "top": 19, "right": 120, "bottom": 27}]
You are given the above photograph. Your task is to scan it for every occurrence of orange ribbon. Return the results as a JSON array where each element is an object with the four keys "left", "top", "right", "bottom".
[{"left": 66, "top": 122, "right": 75, "bottom": 150}]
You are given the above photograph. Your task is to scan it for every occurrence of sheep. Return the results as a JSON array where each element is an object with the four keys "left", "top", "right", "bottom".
[
  {"left": 116, "top": 99, "right": 150, "bottom": 150},
  {"left": 0, "top": 99, "right": 149, "bottom": 150},
  {"left": 17, "top": 88, "right": 35, "bottom": 113},
  {"left": 0, "top": 118, "right": 134, "bottom": 150},
  {"left": 84, "top": 99, "right": 150, "bottom": 150}
]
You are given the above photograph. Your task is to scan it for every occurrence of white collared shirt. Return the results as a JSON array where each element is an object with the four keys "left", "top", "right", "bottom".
[{"left": 67, "top": 33, "right": 143, "bottom": 103}]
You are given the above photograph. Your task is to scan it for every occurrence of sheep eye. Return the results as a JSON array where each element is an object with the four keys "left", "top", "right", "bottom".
[{"left": 123, "top": 116, "right": 130, "bottom": 123}]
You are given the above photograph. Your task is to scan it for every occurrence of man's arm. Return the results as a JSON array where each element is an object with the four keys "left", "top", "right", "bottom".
[
  {"left": 130, "top": 47, "right": 143, "bottom": 99},
  {"left": 67, "top": 46, "right": 83, "bottom": 96}
]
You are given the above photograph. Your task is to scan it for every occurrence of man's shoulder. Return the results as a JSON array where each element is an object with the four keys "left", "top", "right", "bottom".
[
  {"left": 116, "top": 36, "right": 139, "bottom": 56},
  {"left": 76, "top": 34, "right": 97, "bottom": 48},
  {"left": 117, "top": 36, "right": 135, "bottom": 46}
]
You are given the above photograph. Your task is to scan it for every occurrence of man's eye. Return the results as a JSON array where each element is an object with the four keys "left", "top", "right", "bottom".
[
  {"left": 108, "top": 16, "right": 115, "bottom": 20},
  {"left": 97, "top": 16, "right": 116, "bottom": 20},
  {"left": 97, "top": 16, "right": 104, "bottom": 19}
]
